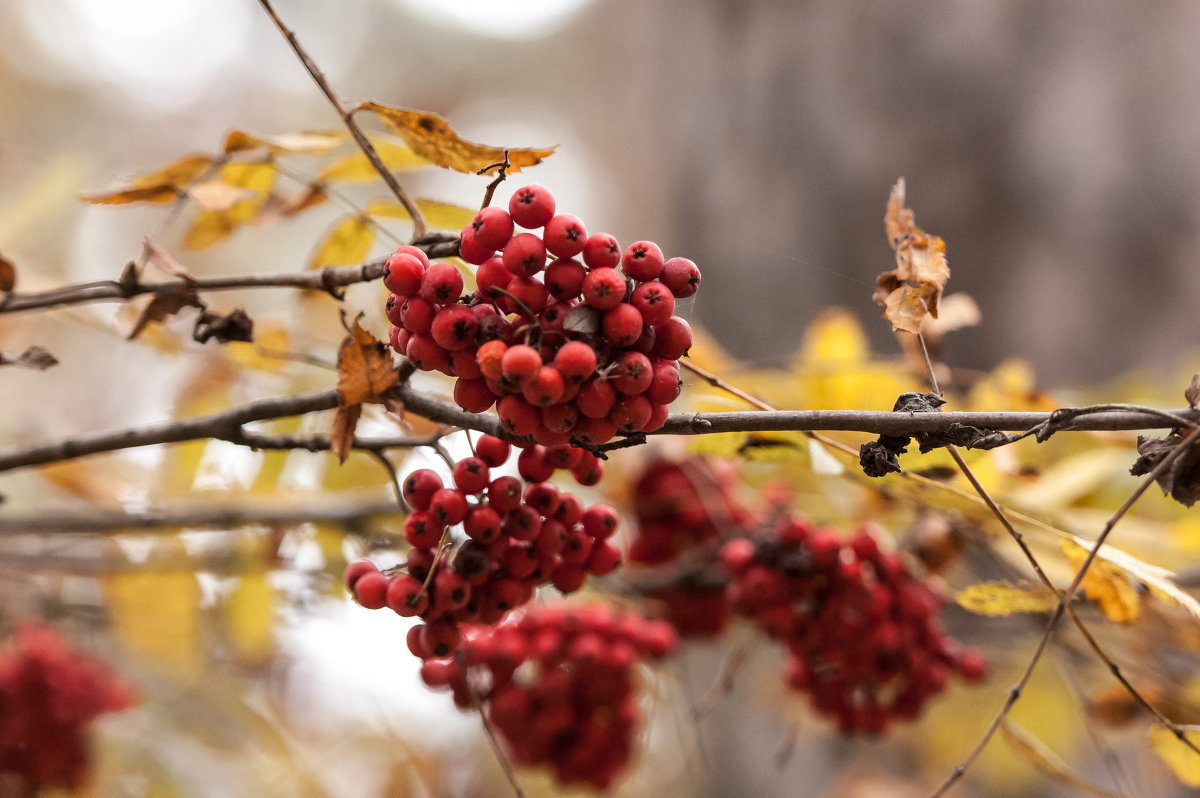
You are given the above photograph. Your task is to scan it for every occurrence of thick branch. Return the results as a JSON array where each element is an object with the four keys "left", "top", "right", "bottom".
[
  {"left": 0, "top": 238, "right": 461, "bottom": 316},
  {"left": 1, "top": 391, "right": 1197, "bottom": 475}
]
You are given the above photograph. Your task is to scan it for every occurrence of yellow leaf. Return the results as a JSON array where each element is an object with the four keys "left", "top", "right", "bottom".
[
  {"left": 357, "top": 101, "right": 555, "bottom": 174},
  {"left": 1009, "top": 448, "right": 1131, "bottom": 509},
  {"left": 224, "top": 573, "right": 276, "bottom": 664},
  {"left": 874, "top": 178, "right": 950, "bottom": 334},
  {"left": 105, "top": 564, "right": 202, "bottom": 674},
  {"left": 1066, "top": 534, "right": 1200, "bottom": 623},
  {"left": 186, "top": 179, "right": 259, "bottom": 212},
  {"left": 225, "top": 323, "right": 291, "bottom": 373},
  {"left": 309, "top": 215, "right": 375, "bottom": 269},
  {"left": 223, "top": 129, "right": 344, "bottom": 155},
  {"left": 366, "top": 197, "right": 478, "bottom": 231},
  {"left": 797, "top": 308, "right": 869, "bottom": 368},
  {"left": 319, "top": 139, "right": 428, "bottom": 181},
  {"left": 1060, "top": 538, "right": 1140, "bottom": 623},
  {"left": 1149, "top": 725, "right": 1200, "bottom": 787},
  {"left": 81, "top": 154, "right": 214, "bottom": 204},
  {"left": 956, "top": 581, "right": 1059, "bottom": 616},
  {"left": 183, "top": 161, "right": 276, "bottom": 250}
]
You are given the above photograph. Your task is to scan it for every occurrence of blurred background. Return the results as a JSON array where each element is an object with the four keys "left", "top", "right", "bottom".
[{"left": 2, "top": 2, "right": 1200, "bottom": 797}]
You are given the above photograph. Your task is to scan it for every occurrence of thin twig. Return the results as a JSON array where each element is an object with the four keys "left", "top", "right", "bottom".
[
  {"left": 928, "top": 426, "right": 1200, "bottom": 797},
  {"left": 255, "top": 0, "right": 428, "bottom": 240},
  {"left": 456, "top": 651, "right": 526, "bottom": 798},
  {"left": 0, "top": 502, "right": 402, "bottom": 535},
  {"left": 478, "top": 150, "right": 511, "bottom": 210}
]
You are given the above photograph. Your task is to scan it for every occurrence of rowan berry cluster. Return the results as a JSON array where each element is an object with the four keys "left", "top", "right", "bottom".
[
  {"left": 344, "top": 434, "right": 623, "bottom": 657},
  {"left": 627, "top": 458, "right": 756, "bottom": 636},
  {"left": 383, "top": 184, "right": 699, "bottom": 446},
  {"left": 418, "top": 604, "right": 678, "bottom": 790},
  {"left": 0, "top": 624, "right": 135, "bottom": 791},
  {"left": 720, "top": 519, "right": 987, "bottom": 734}
]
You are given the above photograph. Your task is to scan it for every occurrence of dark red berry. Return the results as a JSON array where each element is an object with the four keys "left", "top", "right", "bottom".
[
  {"left": 620, "top": 240, "right": 664, "bottom": 282},
  {"left": 402, "top": 469, "right": 443, "bottom": 510},
  {"left": 631, "top": 281, "right": 675, "bottom": 327},
  {"left": 582, "top": 268, "right": 627, "bottom": 310},
  {"left": 661, "top": 257, "right": 701, "bottom": 298},
  {"left": 652, "top": 316, "right": 693, "bottom": 360},
  {"left": 430, "top": 305, "right": 479, "bottom": 350},
  {"left": 420, "top": 262, "right": 464, "bottom": 305},
  {"left": 470, "top": 205, "right": 516, "bottom": 251},
  {"left": 509, "top": 184, "right": 556, "bottom": 229},
  {"left": 545, "top": 258, "right": 586, "bottom": 300},
  {"left": 602, "top": 303, "right": 644, "bottom": 348},
  {"left": 582, "top": 233, "right": 621, "bottom": 270},
  {"left": 453, "top": 377, "right": 496, "bottom": 413},
  {"left": 475, "top": 434, "right": 512, "bottom": 467},
  {"left": 543, "top": 214, "right": 588, "bottom": 258}
]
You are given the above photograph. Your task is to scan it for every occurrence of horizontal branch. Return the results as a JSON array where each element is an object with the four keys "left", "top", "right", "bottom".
[
  {"left": 0, "top": 236, "right": 461, "bottom": 316},
  {"left": 0, "top": 378, "right": 1195, "bottom": 476}
]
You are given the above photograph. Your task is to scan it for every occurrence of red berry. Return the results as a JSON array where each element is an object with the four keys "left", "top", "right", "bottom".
[
  {"left": 502, "top": 232, "right": 548, "bottom": 277},
  {"left": 585, "top": 540, "right": 622, "bottom": 575},
  {"left": 352, "top": 571, "right": 389, "bottom": 609},
  {"left": 430, "top": 305, "right": 479, "bottom": 350},
  {"left": 389, "top": 325, "right": 410, "bottom": 355},
  {"left": 344, "top": 559, "right": 378, "bottom": 590},
  {"left": 545, "top": 258, "right": 586, "bottom": 300},
  {"left": 631, "top": 281, "right": 675, "bottom": 327},
  {"left": 553, "top": 341, "right": 598, "bottom": 384},
  {"left": 551, "top": 564, "right": 587, "bottom": 593},
  {"left": 533, "top": 425, "right": 572, "bottom": 446},
  {"left": 642, "top": 402, "right": 670, "bottom": 432},
  {"left": 543, "top": 214, "right": 588, "bottom": 258},
  {"left": 498, "top": 395, "right": 541, "bottom": 436},
  {"left": 404, "top": 511, "right": 444, "bottom": 548},
  {"left": 509, "top": 184, "right": 556, "bottom": 229},
  {"left": 402, "top": 469, "right": 443, "bottom": 510},
  {"left": 506, "top": 275, "right": 549, "bottom": 315},
  {"left": 475, "top": 434, "right": 512, "bottom": 467},
  {"left": 384, "top": 249, "right": 426, "bottom": 295},
  {"left": 582, "top": 504, "right": 620, "bottom": 539},
  {"left": 661, "top": 257, "right": 701, "bottom": 298},
  {"left": 572, "top": 415, "right": 617, "bottom": 445},
  {"left": 420, "top": 621, "right": 462, "bottom": 659},
  {"left": 386, "top": 575, "right": 428, "bottom": 617},
  {"left": 610, "top": 393, "right": 652, "bottom": 433},
  {"left": 523, "top": 366, "right": 565, "bottom": 407},
  {"left": 644, "top": 361, "right": 681, "bottom": 405},
  {"left": 457, "top": 226, "right": 495, "bottom": 265},
  {"left": 448, "top": 346, "right": 483, "bottom": 379},
  {"left": 621, "top": 240, "right": 664, "bottom": 282},
  {"left": 453, "top": 377, "right": 496, "bottom": 413},
  {"left": 430, "top": 488, "right": 469, "bottom": 525},
  {"left": 470, "top": 205, "right": 516, "bottom": 251},
  {"left": 538, "top": 301, "right": 572, "bottom": 335},
  {"left": 500, "top": 344, "right": 543, "bottom": 387},
  {"left": 476, "top": 256, "right": 512, "bottom": 301},
  {"left": 652, "top": 316, "right": 693, "bottom": 360},
  {"left": 434, "top": 571, "right": 472, "bottom": 612},
  {"left": 452, "top": 457, "right": 490, "bottom": 494},
  {"left": 575, "top": 378, "right": 616, "bottom": 418},
  {"left": 582, "top": 268, "right": 627, "bottom": 310},
  {"left": 541, "top": 402, "right": 580, "bottom": 434},
  {"left": 504, "top": 505, "right": 543, "bottom": 541},
  {"left": 610, "top": 351, "right": 653, "bottom": 395},
  {"left": 602, "top": 303, "right": 644, "bottom": 347},
  {"left": 406, "top": 333, "right": 449, "bottom": 371},
  {"left": 524, "top": 481, "right": 560, "bottom": 516},
  {"left": 420, "top": 262, "right": 464, "bottom": 305},
  {"left": 476, "top": 339, "right": 508, "bottom": 381},
  {"left": 517, "top": 446, "right": 555, "bottom": 483},
  {"left": 401, "top": 296, "right": 435, "bottom": 333},
  {"left": 571, "top": 452, "right": 603, "bottom": 486},
  {"left": 582, "top": 232, "right": 621, "bottom": 270},
  {"left": 464, "top": 505, "right": 503, "bottom": 542}
]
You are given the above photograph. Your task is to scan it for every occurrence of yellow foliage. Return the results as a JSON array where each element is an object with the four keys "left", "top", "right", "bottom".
[
  {"left": 956, "top": 581, "right": 1059, "bottom": 616},
  {"left": 1060, "top": 538, "right": 1141, "bottom": 623},
  {"left": 224, "top": 573, "right": 276, "bottom": 664},
  {"left": 184, "top": 161, "right": 276, "bottom": 250},
  {"left": 320, "top": 139, "right": 428, "bottom": 181},
  {"left": 105, "top": 564, "right": 202, "bottom": 674},
  {"left": 1149, "top": 726, "right": 1200, "bottom": 787},
  {"left": 309, "top": 215, "right": 375, "bottom": 269},
  {"left": 366, "top": 197, "right": 479, "bottom": 232}
]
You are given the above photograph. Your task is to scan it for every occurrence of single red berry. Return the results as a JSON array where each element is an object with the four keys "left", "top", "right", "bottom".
[
  {"left": 453, "top": 377, "right": 496, "bottom": 413},
  {"left": 344, "top": 559, "right": 378, "bottom": 590},
  {"left": 430, "top": 305, "right": 479, "bottom": 350},
  {"left": 386, "top": 575, "right": 428, "bottom": 617},
  {"left": 470, "top": 205, "right": 516, "bottom": 250},
  {"left": 545, "top": 258, "right": 586, "bottom": 300},
  {"left": 401, "top": 296, "right": 435, "bottom": 333},
  {"left": 505, "top": 275, "right": 549, "bottom": 315},
  {"left": 352, "top": 571, "right": 389, "bottom": 609},
  {"left": 571, "top": 452, "right": 603, "bottom": 486},
  {"left": 404, "top": 510, "right": 444, "bottom": 548},
  {"left": 661, "top": 257, "right": 701, "bottom": 298},
  {"left": 585, "top": 540, "right": 622, "bottom": 576},
  {"left": 402, "top": 469, "right": 443, "bottom": 510},
  {"left": 420, "top": 621, "right": 462, "bottom": 659},
  {"left": 517, "top": 446, "right": 555, "bottom": 483},
  {"left": 642, "top": 402, "right": 670, "bottom": 432},
  {"left": 384, "top": 293, "right": 406, "bottom": 326},
  {"left": 621, "top": 240, "right": 665, "bottom": 282},
  {"left": 610, "top": 393, "right": 652, "bottom": 433},
  {"left": 488, "top": 475, "right": 524, "bottom": 513},
  {"left": 572, "top": 415, "right": 618, "bottom": 445},
  {"left": 553, "top": 341, "right": 598, "bottom": 384},
  {"left": 551, "top": 564, "right": 587, "bottom": 593},
  {"left": 582, "top": 268, "right": 628, "bottom": 310},
  {"left": 457, "top": 226, "right": 495, "bottom": 265},
  {"left": 602, "top": 303, "right": 644, "bottom": 347},
  {"left": 574, "top": 377, "right": 617, "bottom": 418},
  {"left": 509, "top": 184, "right": 556, "bottom": 229},
  {"left": 464, "top": 505, "right": 503, "bottom": 542},
  {"left": 523, "top": 365, "right": 565, "bottom": 406},
  {"left": 476, "top": 256, "right": 512, "bottom": 302},
  {"left": 434, "top": 571, "right": 472, "bottom": 612},
  {"left": 452, "top": 457, "right": 491, "bottom": 494},
  {"left": 475, "top": 434, "right": 512, "bottom": 467},
  {"left": 610, "top": 351, "right": 653, "bottom": 395},
  {"left": 543, "top": 213, "right": 588, "bottom": 258},
  {"left": 501, "top": 232, "right": 548, "bottom": 277},
  {"left": 524, "top": 481, "right": 560, "bottom": 516},
  {"left": 420, "top": 262, "right": 464, "bottom": 305},
  {"left": 631, "top": 281, "right": 676, "bottom": 326},
  {"left": 406, "top": 333, "right": 449, "bottom": 371},
  {"left": 504, "top": 505, "right": 543, "bottom": 541},
  {"left": 406, "top": 548, "right": 435, "bottom": 581},
  {"left": 503, "top": 543, "right": 539, "bottom": 579},
  {"left": 644, "top": 361, "right": 681, "bottom": 405},
  {"left": 538, "top": 301, "right": 572, "bottom": 335},
  {"left": 383, "top": 251, "right": 428, "bottom": 296},
  {"left": 500, "top": 344, "right": 543, "bottom": 387},
  {"left": 582, "top": 232, "right": 621, "bottom": 270},
  {"left": 541, "top": 402, "right": 579, "bottom": 434},
  {"left": 448, "top": 346, "right": 483, "bottom": 379},
  {"left": 544, "top": 443, "right": 583, "bottom": 471},
  {"left": 476, "top": 340, "right": 508, "bottom": 381},
  {"left": 652, "top": 316, "right": 693, "bottom": 360},
  {"left": 430, "top": 488, "right": 469, "bottom": 525},
  {"left": 582, "top": 504, "right": 620, "bottom": 539},
  {"left": 533, "top": 424, "right": 572, "bottom": 446},
  {"left": 498, "top": 394, "right": 541, "bottom": 435}
]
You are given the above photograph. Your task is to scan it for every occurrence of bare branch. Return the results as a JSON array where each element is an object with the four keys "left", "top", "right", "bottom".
[{"left": 256, "top": 0, "right": 429, "bottom": 240}]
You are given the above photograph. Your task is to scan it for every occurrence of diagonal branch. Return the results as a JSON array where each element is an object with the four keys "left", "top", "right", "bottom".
[{"left": 256, "top": 0, "right": 428, "bottom": 240}]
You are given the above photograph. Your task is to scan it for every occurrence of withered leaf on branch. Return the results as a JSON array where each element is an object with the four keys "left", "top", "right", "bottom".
[
  {"left": 356, "top": 101, "right": 556, "bottom": 175},
  {"left": 875, "top": 178, "right": 950, "bottom": 334},
  {"left": 80, "top": 154, "right": 214, "bottom": 205},
  {"left": 141, "top": 237, "right": 195, "bottom": 283},
  {"left": 0, "top": 346, "right": 58, "bottom": 371},
  {"left": 332, "top": 320, "right": 398, "bottom": 464},
  {"left": 1185, "top": 373, "right": 1200, "bottom": 410},
  {"left": 222, "top": 130, "right": 344, "bottom": 155},
  {"left": 127, "top": 286, "right": 204, "bottom": 340},
  {"left": 1130, "top": 431, "right": 1200, "bottom": 507},
  {"left": 0, "top": 253, "right": 15, "bottom": 293},
  {"left": 192, "top": 308, "right": 254, "bottom": 344}
]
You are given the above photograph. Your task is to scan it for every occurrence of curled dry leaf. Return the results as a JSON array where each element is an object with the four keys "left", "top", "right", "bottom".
[
  {"left": 80, "top": 154, "right": 214, "bottom": 205},
  {"left": 193, "top": 308, "right": 254, "bottom": 344},
  {"left": 356, "top": 101, "right": 556, "bottom": 174},
  {"left": 0, "top": 253, "right": 15, "bottom": 293},
  {"left": 1185, "top": 373, "right": 1200, "bottom": 410},
  {"left": 332, "top": 320, "right": 399, "bottom": 463},
  {"left": 955, "top": 581, "right": 1059, "bottom": 616},
  {"left": 874, "top": 178, "right": 950, "bottom": 334},
  {"left": 0, "top": 346, "right": 58, "bottom": 371},
  {"left": 127, "top": 285, "right": 204, "bottom": 340},
  {"left": 1131, "top": 431, "right": 1200, "bottom": 508},
  {"left": 141, "top": 237, "right": 195, "bottom": 283}
]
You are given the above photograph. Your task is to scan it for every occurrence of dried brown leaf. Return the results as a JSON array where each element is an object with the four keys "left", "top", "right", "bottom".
[
  {"left": 0, "top": 346, "right": 58, "bottom": 370},
  {"left": 223, "top": 130, "right": 344, "bottom": 155},
  {"left": 80, "top": 154, "right": 213, "bottom": 204},
  {"left": 357, "top": 101, "right": 555, "bottom": 174},
  {"left": 1186, "top": 373, "right": 1200, "bottom": 410},
  {"left": 0, "top": 253, "right": 15, "bottom": 293},
  {"left": 1131, "top": 432, "right": 1200, "bottom": 507},
  {"left": 330, "top": 404, "right": 362, "bottom": 464},
  {"left": 874, "top": 178, "right": 950, "bottom": 334},
  {"left": 193, "top": 308, "right": 254, "bottom": 344},
  {"left": 141, "top": 237, "right": 195, "bottom": 283},
  {"left": 127, "top": 286, "right": 203, "bottom": 340},
  {"left": 336, "top": 319, "right": 398, "bottom": 407}
]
